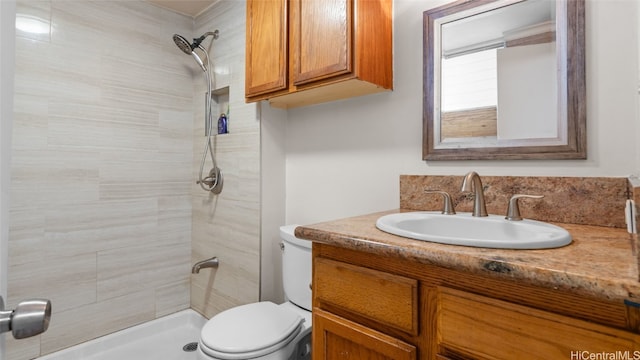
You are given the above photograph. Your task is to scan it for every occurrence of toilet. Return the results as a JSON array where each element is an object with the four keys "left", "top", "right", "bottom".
[{"left": 197, "top": 225, "right": 312, "bottom": 360}]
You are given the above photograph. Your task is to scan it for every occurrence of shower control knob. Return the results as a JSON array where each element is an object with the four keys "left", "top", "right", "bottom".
[{"left": 0, "top": 296, "right": 52, "bottom": 339}]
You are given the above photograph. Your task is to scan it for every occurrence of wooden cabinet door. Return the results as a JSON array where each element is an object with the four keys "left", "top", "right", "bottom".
[
  {"left": 437, "top": 287, "right": 640, "bottom": 359},
  {"left": 291, "top": 0, "right": 353, "bottom": 86},
  {"left": 313, "top": 309, "right": 416, "bottom": 360},
  {"left": 245, "top": 0, "right": 288, "bottom": 97}
]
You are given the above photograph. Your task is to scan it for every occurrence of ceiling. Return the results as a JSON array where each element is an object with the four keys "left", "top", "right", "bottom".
[{"left": 146, "top": 0, "right": 217, "bottom": 17}]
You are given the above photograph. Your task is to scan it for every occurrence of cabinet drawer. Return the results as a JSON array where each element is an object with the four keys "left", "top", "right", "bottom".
[
  {"left": 437, "top": 287, "right": 640, "bottom": 359},
  {"left": 314, "top": 258, "right": 418, "bottom": 335}
]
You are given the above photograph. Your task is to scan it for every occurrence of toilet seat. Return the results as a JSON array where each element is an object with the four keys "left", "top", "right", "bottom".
[{"left": 199, "top": 302, "right": 304, "bottom": 360}]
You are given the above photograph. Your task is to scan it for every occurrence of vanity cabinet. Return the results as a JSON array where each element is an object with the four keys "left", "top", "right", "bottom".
[
  {"left": 312, "top": 243, "right": 640, "bottom": 359},
  {"left": 244, "top": 0, "right": 393, "bottom": 109}
]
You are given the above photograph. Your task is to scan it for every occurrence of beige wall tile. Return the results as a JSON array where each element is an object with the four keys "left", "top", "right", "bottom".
[
  {"left": 9, "top": 0, "right": 195, "bottom": 357},
  {"left": 40, "top": 289, "right": 156, "bottom": 354},
  {"left": 9, "top": 0, "right": 262, "bottom": 357},
  {"left": 11, "top": 94, "right": 48, "bottom": 151},
  {"left": 97, "top": 242, "right": 190, "bottom": 301},
  {"left": 190, "top": 0, "right": 261, "bottom": 319},
  {"left": 8, "top": 207, "right": 45, "bottom": 266},
  {"left": 5, "top": 335, "right": 40, "bottom": 360},
  {"left": 155, "top": 280, "right": 190, "bottom": 318},
  {"left": 8, "top": 253, "right": 96, "bottom": 313}
]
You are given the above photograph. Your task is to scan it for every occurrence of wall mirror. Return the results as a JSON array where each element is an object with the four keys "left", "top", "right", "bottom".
[{"left": 423, "top": 0, "right": 586, "bottom": 160}]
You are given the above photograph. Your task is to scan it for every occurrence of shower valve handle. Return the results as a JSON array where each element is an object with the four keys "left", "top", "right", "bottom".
[{"left": 0, "top": 296, "right": 52, "bottom": 339}]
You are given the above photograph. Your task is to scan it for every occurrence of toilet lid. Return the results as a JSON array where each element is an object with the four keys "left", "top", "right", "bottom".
[{"left": 201, "top": 302, "right": 303, "bottom": 357}]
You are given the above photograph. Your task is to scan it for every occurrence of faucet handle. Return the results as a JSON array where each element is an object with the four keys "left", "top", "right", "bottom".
[
  {"left": 505, "top": 194, "right": 544, "bottom": 221},
  {"left": 424, "top": 190, "right": 456, "bottom": 215}
]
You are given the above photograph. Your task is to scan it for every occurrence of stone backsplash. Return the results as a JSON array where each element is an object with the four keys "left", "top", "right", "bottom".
[
  {"left": 631, "top": 176, "right": 640, "bottom": 232},
  {"left": 400, "top": 175, "right": 635, "bottom": 228},
  {"left": 629, "top": 177, "right": 640, "bottom": 278}
]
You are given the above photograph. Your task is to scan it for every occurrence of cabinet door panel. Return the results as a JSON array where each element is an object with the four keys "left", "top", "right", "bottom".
[
  {"left": 438, "top": 287, "right": 640, "bottom": 360},
  {"left": 313, "top": 309, "right": 416, "bottom": 360},
  {"left": 245, "top": 0, "right": 287, "bottom": 97},
  {"left": 292, "top": 0, "right": 352, "bottom": 85}
]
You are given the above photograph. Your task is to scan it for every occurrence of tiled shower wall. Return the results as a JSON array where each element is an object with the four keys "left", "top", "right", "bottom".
[
  {"left": 190, "top": 1, "right": 261, "bottom": 318},
  {"left": 8, "top": 1, "right": 194, "bottom": 358}
]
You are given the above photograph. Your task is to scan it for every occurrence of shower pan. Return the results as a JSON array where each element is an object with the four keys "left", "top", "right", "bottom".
[{"left": 173, "top": 30, "right": 223, "bottom": 194}]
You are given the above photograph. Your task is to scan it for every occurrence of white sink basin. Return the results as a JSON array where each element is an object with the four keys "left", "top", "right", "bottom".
[{"left": 376, "top": 212, "right": 572, "bottom": 249}]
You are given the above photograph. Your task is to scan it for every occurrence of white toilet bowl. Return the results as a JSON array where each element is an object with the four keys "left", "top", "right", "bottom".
[
  {"left": 197, "top": 225, "right": 312, "bottom": 360},
  {"left": 197, "top": 302, "right": 311, "bottom": 360}
]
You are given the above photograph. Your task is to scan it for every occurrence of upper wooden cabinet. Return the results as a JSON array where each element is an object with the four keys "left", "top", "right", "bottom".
[
  {"left": 245, "top": 0, "right": 393, "bottom": 109},
  {"left": 291, "top": 0, "right": 352, "bottom": 85},
  {"left": 245, "top": 0, "right": 288, "bottom": 97}
]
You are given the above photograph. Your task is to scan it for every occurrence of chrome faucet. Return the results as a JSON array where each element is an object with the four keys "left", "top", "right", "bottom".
[
  {"left": 424, "top": 190, "right": 456, "bottom": 215},
  {"left": 192, "top": 256, "right": 219, "bottom": 274},
  {"left": 461, "top": 171, "right": 488, "bottom": 217},
  {"left": 505, "top": 194, "right": 544, "bottom": 221}
]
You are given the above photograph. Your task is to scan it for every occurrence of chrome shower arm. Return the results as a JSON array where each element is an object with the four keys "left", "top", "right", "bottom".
[{"left": 192, "top": 30, "right": 219, "bottom": 48}]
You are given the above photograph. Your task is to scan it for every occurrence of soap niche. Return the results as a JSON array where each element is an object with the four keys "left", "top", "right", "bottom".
[{"left": 207, "top": 86, "right": 230, "bottom": 136}]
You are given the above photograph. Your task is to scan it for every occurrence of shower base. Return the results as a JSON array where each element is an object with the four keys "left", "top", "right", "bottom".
[{"left": 37, "top": 309, "right": 206, "bottom": 360}]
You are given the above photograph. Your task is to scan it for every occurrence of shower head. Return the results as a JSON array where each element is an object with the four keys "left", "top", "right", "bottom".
[
  {"left": 173, "top": 31, "right": 219, "bottom": 54},
  {"left": 172, "top": 34, "right": 193, "bottom": 55},
  {"left": 173, "top": 31, "right": 219, "bottom": 72}
]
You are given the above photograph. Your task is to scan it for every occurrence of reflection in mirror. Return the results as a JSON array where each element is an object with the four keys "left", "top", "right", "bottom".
[
  {"left": 423, "top": 0, "right": 586, "bottom": 160},
  {"left": 441, "top": 0, "right": 557, "bottom": 141}
]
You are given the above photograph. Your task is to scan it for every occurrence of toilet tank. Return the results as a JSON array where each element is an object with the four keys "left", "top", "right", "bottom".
[{"left": 280, "top": 225, "right": 312, "bottom": 311}]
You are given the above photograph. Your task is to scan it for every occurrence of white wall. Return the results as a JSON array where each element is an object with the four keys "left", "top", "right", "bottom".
[
  {"left": 497, "top": 43, "right": 557, "bottom": 140},
  {"left": 285, "top": 0, "right": 640, "bottom": 225},
  {"left": 637, "top": 0, "right": 640, "bottom": 175},
  {"left": 260, "top": 102, "right": 287, "bottom": 303}
]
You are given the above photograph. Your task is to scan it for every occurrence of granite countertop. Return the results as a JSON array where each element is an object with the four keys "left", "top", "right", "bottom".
[{"left": 296, "top": 209, "right": 640, "bottom": 303}]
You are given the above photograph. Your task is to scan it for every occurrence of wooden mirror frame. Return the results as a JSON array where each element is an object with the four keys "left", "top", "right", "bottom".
[{"left": 423, "top": 0, "right": 586, "bottom": 160}]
